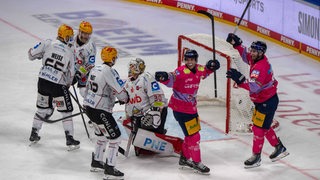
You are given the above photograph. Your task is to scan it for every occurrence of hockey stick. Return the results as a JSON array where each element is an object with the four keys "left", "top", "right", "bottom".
[
  {"left": 71, "top": 86, "right": 90, "bottom": 139},
  {"left": 233, "top": 0, "right": 252, "bottom": 34},
  {"left": 36, "top": 112, "right": 84, "bottom": 123},
  {"left": 197, "top": 10, "right": 218, "bottom": 98}
]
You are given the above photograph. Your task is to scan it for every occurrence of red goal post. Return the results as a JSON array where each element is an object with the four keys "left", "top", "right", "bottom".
[{"left": 177, "top": 34, "right": 279, "bottom": 134}]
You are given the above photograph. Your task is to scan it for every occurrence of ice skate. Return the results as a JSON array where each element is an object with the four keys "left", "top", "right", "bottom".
[
  {"left": 29, "top": 128, "right": 40, "bottom": 146},
  {"left": 192, "top": 162, "right": 210, "bottom": 174},
  {"left": 244, "top": 153, "right": 261, "bottom": 168},
  {"left": 179, "top": 154, "right": 195, "bottom": 170},
  {"left": 103, "top": 163, "right": 124, "bottom": 180},
  {"left": 90, "top": 152, "right": 104, "bottom": 172},
  {"left": 269, "top": 138, "right": 289, "bottom": 162},
  {"left": 65, "top": 131, "right": 80, "bottom": 151}
]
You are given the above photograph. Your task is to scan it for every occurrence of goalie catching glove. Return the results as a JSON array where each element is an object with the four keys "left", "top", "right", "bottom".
[
  {"left": 226, "top": 33, "right": 242, "bottom": 48},
  {"left": 226, "top": 68, "right": 246, "bottom": 85},
  {"left": 206, "top": 59, "right": 220, "bottom": 71},
  {"left": 141, "top": 107, "right": 161, "bottom": 129}
]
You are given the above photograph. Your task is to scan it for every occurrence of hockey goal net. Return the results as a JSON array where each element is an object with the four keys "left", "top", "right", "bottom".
[{"left": 177, "top": 34, "right": 279, "bottom": 134}]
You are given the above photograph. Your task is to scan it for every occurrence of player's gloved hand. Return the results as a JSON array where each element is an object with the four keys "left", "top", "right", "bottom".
[
  {"left": 142, "top": 106, "right": 161, "bottom": 129},
  {"left": 206, "top": 59, "right": 220, "bottom": 71},
  {"left": 155, "top": 71, "right": 169, "bottom": 82},
  {"left": 72, "top": 71, "right": 81, "bottom": 85},
  {"left": 226, "top": 33, "right": 242, "bottom": 47},
  {"left": 226, "top": 68, "right": 245, "bottom": 85}
]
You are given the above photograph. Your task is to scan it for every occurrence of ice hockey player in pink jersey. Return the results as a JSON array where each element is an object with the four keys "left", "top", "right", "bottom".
[
  {"left": 155, "top": 49, "right": 220, "bottom": 174},
  {"left": 226, "top": 33, "right": 289, "bottom": 168}
]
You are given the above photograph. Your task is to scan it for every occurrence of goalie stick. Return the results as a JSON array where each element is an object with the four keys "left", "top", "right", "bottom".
[
  {"left": 197, "top": 10, "right": 218, "bottom": 98},
  {"left": 233, "top": 0, "right": 252, "bottom": 34}
]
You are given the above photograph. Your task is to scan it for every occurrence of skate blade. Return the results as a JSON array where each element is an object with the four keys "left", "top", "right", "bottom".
[
  {"left": 90, "top": 167, "right": 104, "bottom": 172},
  {"left": 179, "top": 165, "right": 193, "bottom": 170},
  {"left": 244, "top": 162, "right": 261, "bottom": 169},
  {"left": 103, "top": 174, "right": 124, "bottom": 180},
  {"left": 271, "top": 151, "right": 289, "bottom": 162},
  {"left": 179, "top": 166, "right": 210, "bottom": 175},
  {"left": 67, "top": 145, "right": 80, "bottom": 151},
  {"left": 29, "top": 141, "right": 39, "bottom": 147}
]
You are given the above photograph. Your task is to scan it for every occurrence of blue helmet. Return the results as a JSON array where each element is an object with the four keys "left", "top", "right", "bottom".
[
  {"left": 250, "top": 41, "right": 267, "bottom": 54},
  {"left": 184, "top": 49, "right": 198, "bottom": 61}
]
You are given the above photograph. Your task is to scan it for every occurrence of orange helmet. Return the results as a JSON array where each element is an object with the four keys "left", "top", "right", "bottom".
[
  {"left": 79, "top": 21, "right": 93, "bottom": 34},
  {"left": 101, "top": 46, "right": 118, "bottom": 63},
  {"left": 57, "top": 24, "right": 74, "bottom": 43}
]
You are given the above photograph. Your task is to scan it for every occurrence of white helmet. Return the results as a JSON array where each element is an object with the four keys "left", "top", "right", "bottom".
[{"left": 128, "top": 58, "right": 145, "bottom": 76}]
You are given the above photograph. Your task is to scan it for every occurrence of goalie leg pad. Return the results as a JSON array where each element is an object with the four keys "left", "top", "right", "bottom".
[{"left": 133, "top": 128, "right": 175, "bottom": 154}]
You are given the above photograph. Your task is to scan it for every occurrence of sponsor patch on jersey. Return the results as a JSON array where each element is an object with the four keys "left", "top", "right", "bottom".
[
  {"left": 175, "top": 69, "right": 180, "bottom": 76},
  {"left": 151, "top": 81, "right": 160, "bottom": 91},
  {"left": 89, "top": 55, "right": 95, "bottom": 64},
  {"left": 251, "top": 70, "right": 260, "bottom": 79}
]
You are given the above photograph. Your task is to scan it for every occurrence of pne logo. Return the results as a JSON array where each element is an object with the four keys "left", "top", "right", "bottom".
[{"left": 143, "top": 138, "right": 167, "bottom": 151}]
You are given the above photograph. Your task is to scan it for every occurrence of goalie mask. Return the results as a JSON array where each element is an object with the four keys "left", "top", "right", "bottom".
[
  {"left": 128, "top": 58, "right": 146, "bottom": 77},
  {"left": 57, "top": 24, "right": 74, "bottom": 45}
]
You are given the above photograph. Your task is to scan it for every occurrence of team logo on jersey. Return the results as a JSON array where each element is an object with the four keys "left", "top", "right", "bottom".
[
  {"left": 151, "top": 81, "right": 160, "bottom": 91},
  {"left": 89, "top": 55, "right": 95, "bottom": 64},
  {"left": 251, "top": 70, "right": 260, "bottom": 79}
]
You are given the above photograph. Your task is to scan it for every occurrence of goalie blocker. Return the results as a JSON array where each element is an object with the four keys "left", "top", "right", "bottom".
[{"left": 121, "top": 118, "right": 183, "bottom": 156}]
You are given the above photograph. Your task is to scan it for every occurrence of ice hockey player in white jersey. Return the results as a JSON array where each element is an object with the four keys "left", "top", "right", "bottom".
[
  {"left": 28, "top": 24, "right": 80, "bottom": 150},
  {"left": 72, "top": 21, "right": 96, "bottom": 98},
  {"left": 124, "top": 58, "right": 168, "bottom": 155},
  {"left": 83, "top": 46, "right": 128, "bottom": 180}
]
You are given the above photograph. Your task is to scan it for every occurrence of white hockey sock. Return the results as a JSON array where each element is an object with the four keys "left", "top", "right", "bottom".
[
  {"left": 107, "top": 138, "right": 121, "bottom": 166},
  {"left": 94, "top": 136, "right": 107, "bottom": 162},
  {"left": 61, "top": 112, "right": 74, "bottom": 136}
]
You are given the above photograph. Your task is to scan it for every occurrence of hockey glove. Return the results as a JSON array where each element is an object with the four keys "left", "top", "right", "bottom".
[
  {"left": 206, "top": 59, "right": 220, "bottom": 71},
  {"left": 226, "top": 68, "right": 245, "bottom": 85},
  {"left": 72, "top": 71, "right": 81, "bottom": 85},
  {"left": 226, "top": 33, "right": 242, "bottom": 47},
  {"left": 141, "top": 107, "right": 161, "bottom": 129},
  {"left": 155, "top": 71, "right": 169, "bottom": 82}
]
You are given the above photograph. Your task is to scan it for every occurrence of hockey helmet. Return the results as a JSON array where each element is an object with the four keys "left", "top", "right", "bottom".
[
  {"left": 57, "top": 24, "right": 74, "bottom": 44},
  {"left": 184, "top": 49, "right": 198, "bottom": 61},
  {"left": 128, "top": 58, "right": 146, "bottom": 76},
  {"left": 101, "top": 46, "right": 118, "bottom": 63},
  {"left": 79, "top": 21, "right": 93, "bottom": 34},
  {"left": 250, "top": 41, "right": 267, "bottom": 54}
]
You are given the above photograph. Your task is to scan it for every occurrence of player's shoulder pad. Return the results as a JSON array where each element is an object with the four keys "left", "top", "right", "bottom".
[{"left": 144, "top": 72, "right": 156, "bottom": 81}]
